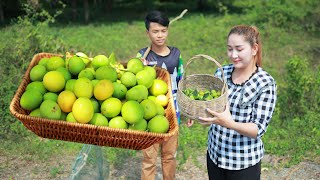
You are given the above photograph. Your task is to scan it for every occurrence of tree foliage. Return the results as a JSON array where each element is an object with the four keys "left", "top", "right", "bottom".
[
  {"left": 1, "top": 0, "right": 319, "bottom": 33},
  {"left": 233, "top": 0, "right": 320, "bottom": 32}
]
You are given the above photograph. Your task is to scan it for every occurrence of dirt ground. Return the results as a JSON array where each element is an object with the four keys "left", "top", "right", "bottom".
[{"left": 1, "top": 148, "right": 319, "bottom": 180}]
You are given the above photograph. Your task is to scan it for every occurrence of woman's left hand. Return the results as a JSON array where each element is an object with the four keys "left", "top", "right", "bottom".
[{"left": 198, "top": 104, "right": 235, "bottom": 129}]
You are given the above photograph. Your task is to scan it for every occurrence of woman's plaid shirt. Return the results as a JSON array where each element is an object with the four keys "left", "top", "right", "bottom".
[{"left": 207, "top": 64, "right": 277, "bottom": 170}]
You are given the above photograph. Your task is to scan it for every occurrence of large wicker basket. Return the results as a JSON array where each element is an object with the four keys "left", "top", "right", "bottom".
[
  {"left": 177, "top": 54, "right": 228, "bottom": 120},
  {"left": 10, "top": 53, "right": 178, "bottom": 150}
]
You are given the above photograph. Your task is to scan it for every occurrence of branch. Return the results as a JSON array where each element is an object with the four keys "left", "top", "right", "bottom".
[{"left": 169, "top": 9, "right": 188, "bottom": 25}]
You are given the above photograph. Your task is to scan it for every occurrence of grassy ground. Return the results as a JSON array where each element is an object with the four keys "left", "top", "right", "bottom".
[{"left": 0, "top": 9, "right": 319, "bottom": 179}]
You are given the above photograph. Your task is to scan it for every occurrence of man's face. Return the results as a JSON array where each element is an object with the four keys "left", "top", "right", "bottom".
[{"left": 146, "top": 22, "right": 168, "bottom": 47}]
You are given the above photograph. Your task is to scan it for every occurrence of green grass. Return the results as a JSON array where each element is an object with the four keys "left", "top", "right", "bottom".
[
  {"left": 0, "top": 132, "right": 83, "bottom": 162},
  {"left": 0, "top": 9, "right": 319, "bottom": 174}
]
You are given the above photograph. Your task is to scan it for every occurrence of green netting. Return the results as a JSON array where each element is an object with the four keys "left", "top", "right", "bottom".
[
  {"left": 69, "top": 144, "right": 174, "bottom": 179},
  {"left": 69, "top": 145, "right": 110, "bottom": 180}
]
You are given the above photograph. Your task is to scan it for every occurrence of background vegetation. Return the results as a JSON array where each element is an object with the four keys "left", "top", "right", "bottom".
[{"left": 1, "top": 0, "right": 319, "bottom": 178}]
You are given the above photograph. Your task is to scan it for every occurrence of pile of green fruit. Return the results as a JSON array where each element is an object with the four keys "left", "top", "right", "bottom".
[
  {"left": 182, "top": 88, "right": 221, "bottom": 101},
  {"left": 19, "top": 51, "right": 171, "bottom": 133}
]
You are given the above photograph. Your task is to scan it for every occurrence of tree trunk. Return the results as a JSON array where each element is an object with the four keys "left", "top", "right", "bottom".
[
  {"left": 93, "top": 0, "right": 97, "bottom": 7},
  {"left": 0, "top": 3, "right": 4, "bottom": 23},
  {"left": 197, "top": 0, "right": 207, "bottom": 11},
  {"left": 84, "top": 0, "right": 89, "bottom": 24},
  {"left": 72, "top": 0, "right": 77, "bottom": 21},
  {"left": 105, "top": 0, "right": 113, "bottom": 12}
]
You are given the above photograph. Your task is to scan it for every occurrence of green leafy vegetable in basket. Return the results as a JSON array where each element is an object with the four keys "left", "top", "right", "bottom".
[{"left": 182, "top": 88, "right": 221, "bottom": 101}]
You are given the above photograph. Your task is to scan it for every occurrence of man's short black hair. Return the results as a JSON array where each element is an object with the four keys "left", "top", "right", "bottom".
[{"left": 145, "top": 10, "right": 170, "bottom": 30}]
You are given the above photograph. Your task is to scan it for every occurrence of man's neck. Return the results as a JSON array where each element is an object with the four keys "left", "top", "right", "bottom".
[{"left": 151, "top": 45, "right": 170, "bottom": 56}]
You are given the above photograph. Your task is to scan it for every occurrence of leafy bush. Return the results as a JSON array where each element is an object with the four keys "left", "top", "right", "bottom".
[
  {"left": 0, "top": 2, "right": 66, "bottom": 138},
  {"left": 278, "top": 56, "right": 319, "bottom": 120},
  {"left": 263, "top": 56, "right": 320, "bottom": 165}
]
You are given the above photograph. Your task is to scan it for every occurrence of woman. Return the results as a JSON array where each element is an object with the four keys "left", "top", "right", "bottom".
[{"left": 189, "top": 25, "right": 277, "bottom": 180}]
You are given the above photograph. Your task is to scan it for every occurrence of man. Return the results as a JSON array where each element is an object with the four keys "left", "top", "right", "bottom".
[{"left": 136, "top": 10, "right": 183, "bottom": 180}]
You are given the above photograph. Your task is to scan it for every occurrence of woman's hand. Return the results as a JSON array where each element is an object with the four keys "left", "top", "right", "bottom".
[{"left": 198, "top": 104, "right": 235, "bottom": 129}]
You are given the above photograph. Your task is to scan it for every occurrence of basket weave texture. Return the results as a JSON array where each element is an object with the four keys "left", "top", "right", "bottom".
[
  {"left": 177, "top": 54, "right": 228, "bottom": 120},
  {"left": 9, "top": 53, "right": 178, "bottom": 150}
]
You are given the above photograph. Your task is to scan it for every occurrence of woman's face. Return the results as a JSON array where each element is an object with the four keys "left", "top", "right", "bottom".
[
  {"left": 146, "top": 22, "right": 168, "bottom": 47},
  {"left": 227, "top": 34, "right": 257, "bottom": 69}
]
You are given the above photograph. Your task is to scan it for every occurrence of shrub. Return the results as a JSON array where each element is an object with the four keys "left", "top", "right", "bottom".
[
  {"left": 0, "top": 2, "right": 66, "bottom": 138},
  {"left": 278, "top": 56, "right": 319, "bottom": 120},
  {"left": 263, "top": 56, "right": 320, "bottom": 165}
]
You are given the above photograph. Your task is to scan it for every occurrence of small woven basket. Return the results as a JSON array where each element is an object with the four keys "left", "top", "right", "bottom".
[
  {"left": 177, "top": 54, "right": 228, "bottom": 120},
  {"left": 10, "top": 53, "right": 178, "bottom": 150}
]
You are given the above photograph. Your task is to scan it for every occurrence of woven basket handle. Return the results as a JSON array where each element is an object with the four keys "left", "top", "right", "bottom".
[{"left": 184, "top": 54, "right": 227, "bottom": 94}]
